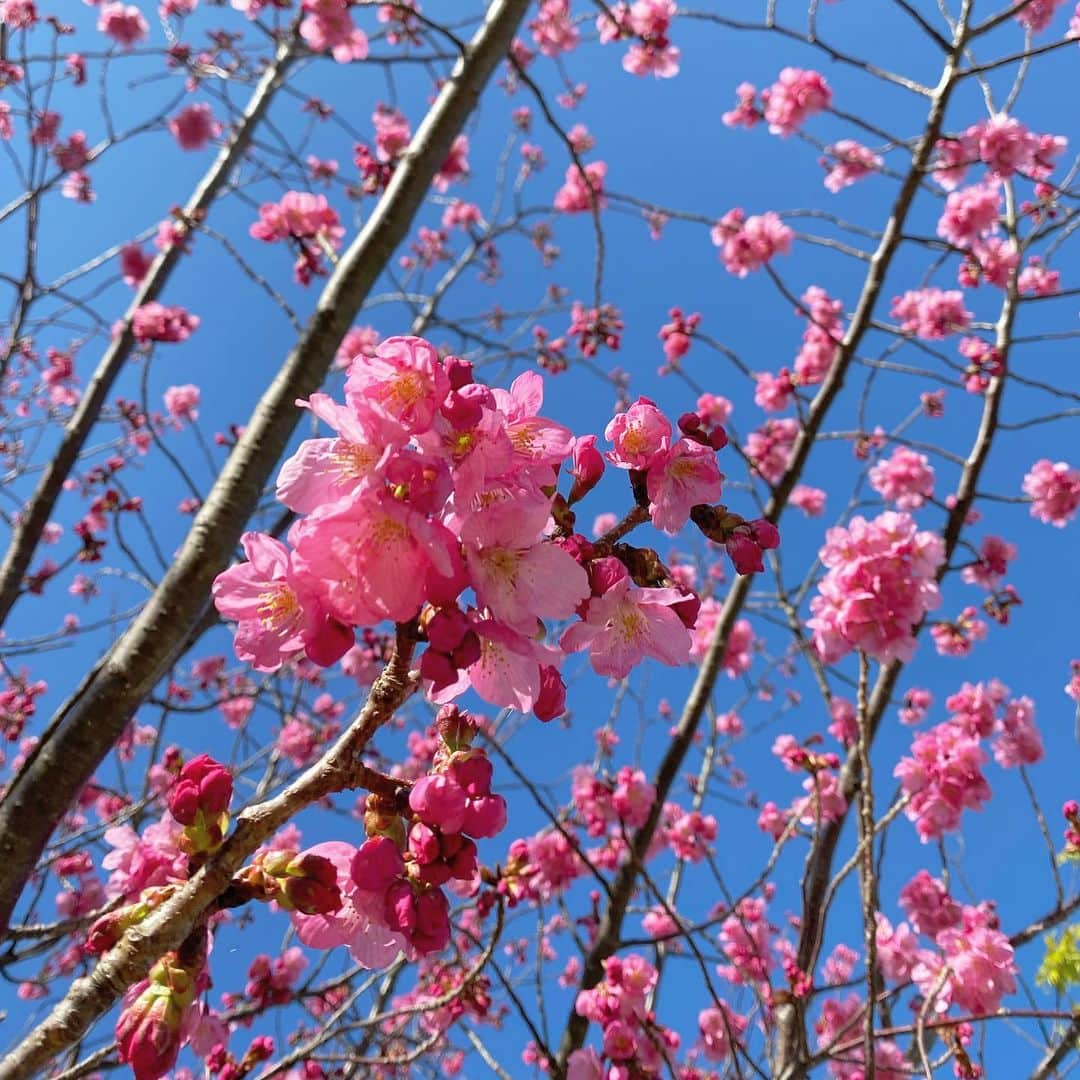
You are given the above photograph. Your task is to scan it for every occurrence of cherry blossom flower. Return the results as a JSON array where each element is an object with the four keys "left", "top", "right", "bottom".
[
  {"left": 1023, "top": 458, "right": 1080, "bottom": 526},
  {"left": 561, "top": 571, "right": 691, "bottom": 678},
  {"left": 808, "top": 512, "right": 944, "bottom": 664}
]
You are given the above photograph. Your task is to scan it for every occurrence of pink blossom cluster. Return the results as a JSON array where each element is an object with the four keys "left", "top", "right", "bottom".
[
  {"left": 529, "top": 0, "right": 580, "bottom": 57},
  {"left": 718, "top": 895, "right": 774, "bottom": 986},
  {"left": 690, "top": 606, "right": 757, "bottom": 677},
  {"left": 962, "top": 534, "right": 1016, "bottom": 588},
  {"left": 933, "top": 114, "right": 1066, "bottom": 189},
  {"left": 895, "top": 721, "right": 991, "bottom": 840},
  {"left": 572, "top": 954, "right": 679, "bottom": 1076},
  {"left": 958, "top": 336, "right": 1004, "bottom": 393},
  {"left": 249, "top": 191, "right": 345, "bottom": 285},
  {"left": 808, "top": 511, "right": 944, "bottom": 664},
  {"left": 744, "top": 417, "right": 799, "bottom": 484},
  {"left": 868, "top": 446, "right": 935, "bottom": 509},
  {"left": 1014, "top": 0, "right": 1069, "bottom": 31},
  {"left": 213, "top": 339, "right": 756, "bottom": 715},
  {"left": 959, "top": 235, "right": 1019, "bottom": 290},
  {"left": 98, "top": 2, "right": 149, "bottom": 48},
  {"left": 657, "top": 306, "right": 700, "bottom": 369},
  {"left": 937, "top": 181, "right": 1001, "bottom": 249},
  {"left": 299, "top": 0, "right": 369, "bottom": 64},
  {"left": 1022, "top": 458, "right": 1080, "bottom": 526},
  {"left": 131, "top": 302, "right": 200, "bottom": 344},
  {"left": 1017, "top": 257, "right": 1061, "bottom": 296},
  {"left": 697, "top": 1001, "right": 749, "bottom": 1062},
  {"left": 163, "top": 384, "right": 200, "bottom": 424},
  {"left": 168, "top": 103, "right": 221, "bottom": 151},
  {"left": 711, "top": 208, "right": 794, "bottom": 277},
  {"left": 794, "top": 286, "right": 845, "bottom": 386},
  {"left": 821, "top": 139, "right": 883, "bottom": 192},
  {"left": 930, "top": 605, "right": 988, "bottom": 658},
  {"left": 500, "top": 828, "right": 584, "bottom": 906},
  {"left": 924, "top": 909, "right": 1017, "bottom": 1014},
  {"left": 890, "top": 288, "right": 972, "bottom": 339},
  {"left": 554, "top": 161, "right": 607, "bottom": 213},
  {"left": 596, "top": 0, "right": 680, "bottom": 78},
  {"left": 763, "top": 68, "right": 832, "bottom": 136},
  {"left": 722, "top": 68, "right": 831, "bottom": 136},
  {"left": 572, "top": 764, "right": 656, "bottom": 836},
  {"left": 879, "top": 876, "right": 1016, "bottom": 1020}
]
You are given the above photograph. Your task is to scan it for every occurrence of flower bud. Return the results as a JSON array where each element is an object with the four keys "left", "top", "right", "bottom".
[
  {"left": 409, "top": 773, "right": 468, "bottom": 833},
  {"left": 568, "top": 435, "right": 604, "bottom": 504},
  {"left": 351, "top": 835, "right": 406, "bottom": 893},
  {"left": 725, "top": 532, "right": 764, "bottom": 575},
  {"left": 260, "top": 850, "right": 342, "bottom": 915},
  {"left": 115, "top": 954, "right": 198, "bottom": 1080},
  {"left": 448, "top": 752, "right": 493, "bottom": 798},
  {"left": 462, "top": 793, "right": 508, "bottom": 839},
  {"left": 168, "top": 753, "right": 232, "bottom": 824},
  {"left": 168, "top": 753, "right": 233, "bottom": 856},
  {"left": 444, "top": 355, "right": 473, "bottom": 390},
  {"left": 750, "top": 518, "right": 780, "bottom": 550},
  {"left": 86, "top": 886, "right": 176, "bottom": 955},
  {"left": 533, "top": 665, "right": 567, "bottom": 722},
  {"left": 412, "top": 888, "right": 451, "bottom": 954},
  {"left": 385, "top": 879, "right": 417, "bottom": 934}
]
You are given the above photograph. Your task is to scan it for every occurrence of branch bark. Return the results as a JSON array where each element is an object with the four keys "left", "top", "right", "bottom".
[{"left": 0, "top": 0, "right": 530, "bottom": 936}]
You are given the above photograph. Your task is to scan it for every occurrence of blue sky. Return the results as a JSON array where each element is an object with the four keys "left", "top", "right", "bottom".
[{"left": 1, "top": 0, "right": 1078, "bottom": 1074}]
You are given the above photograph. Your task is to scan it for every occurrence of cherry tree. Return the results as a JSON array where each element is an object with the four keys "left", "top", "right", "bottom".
[{"left": 0, "top": 1, "right": 1077, "bottom": 1079}]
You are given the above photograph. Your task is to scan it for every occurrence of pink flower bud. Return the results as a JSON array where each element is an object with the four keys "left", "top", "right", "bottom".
[
  {"left": 448, "top": 753, "right": 493, "bottom": 798},
  {"left": 384, "top": 879, "right": 417, "bottom": 933},
  {"left": 588, "top": 556, "right": 629, "bottom": 596},
  {"left": 426, "top": 607, "right": 470, "bottom": 652},
  {"left": 451, "top": 631, "right": 481, "bottom": 669},
  {"left": 116, "top": 956, "right": 198, "bottom": 1080},
  {"left": 444, "top": 355, "right": 473, "bottom": 389},
  {"left": 568, "top": 435, "right": 604, "bottom": 503},
  {"left": 412, "top": 888, "right": 451, "bottom": 953},
  {"left": 671, "top": 585, "right": 702, "bottom": 630},
  {"left": 168, "top": 753, "right": 233, "bottom": 825},
  {"left": 279, "top": 852, "right": 342, "bottom": 915},
  {"left": 409, "top": 773, "right": 468, "bottom": 833},
  {"left": 447, "top": 836, "right": 478, "bottom": 881},
  {"left": 750, "top": 518, "right": 780, "bottom": 550},
  {"left": 408, "top": 822, "right": 441, "bottom": 865},
  {"left": 420, "top": 649, "right": 458, "bottom": 693},
  {"left": 462, "top": 793, "right": 508, "bottom": 839},
  {"left": 533, "top": 665, "right": 567, "bottom": 722},
  {"left": 350, "top": 836, "right": 405, "bottom": 893},
  {"left": 725, "top": 532, "right": 764, "bottom": 575}
]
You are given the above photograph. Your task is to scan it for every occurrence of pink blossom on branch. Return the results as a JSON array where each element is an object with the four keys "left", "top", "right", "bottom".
[
  {"left": 894, "top": 721, "right": 991, "bottom": 841},
  {"left": 821, "top": 139, "right": 882, "bottom": 192},
  {"left": 1022, "top": 458, "right": 1080, "bottom": 526},
  {"left": 868, "top": 446, "right": 935, "bottom": 509},
  {"left": 761, "top": 67, "right": 832, "bottom": 137},
  {"left": 554, "top": 160, "right": 607, "bottom": 213},
  {"left": 711, "top": 207, "right": 793, "bottom": 276},
  {"left": 130, "top": 303, "right": 200, "bottom": 344},
  {"left": 168, "top": 103, "right": 221, "bottom": 151},
  {"left": 808, "top": 511, "right": 944, "bottom": 664}
]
